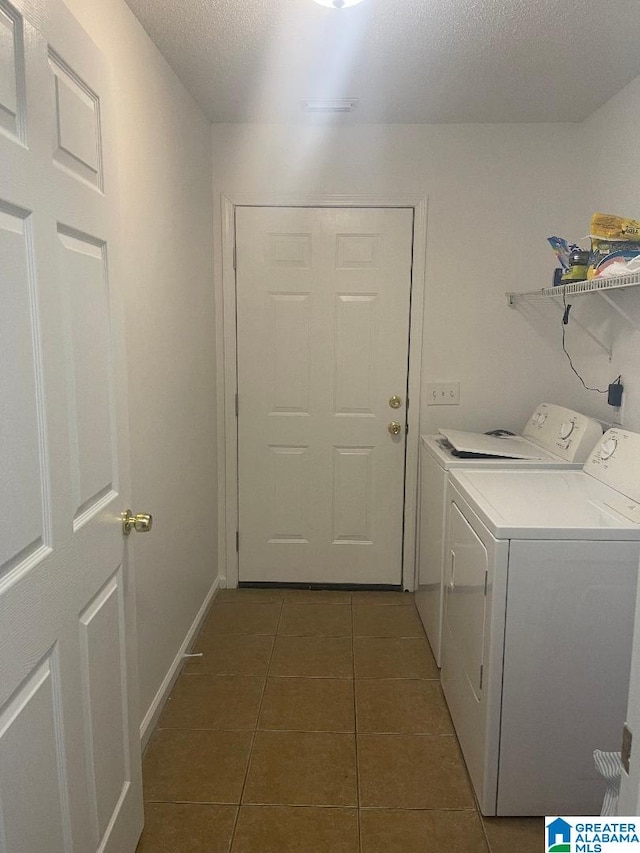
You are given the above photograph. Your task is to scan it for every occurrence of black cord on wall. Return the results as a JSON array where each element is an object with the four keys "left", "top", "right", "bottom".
[{"left": 561, "top": 290, "right": 609, "bottom": 394}]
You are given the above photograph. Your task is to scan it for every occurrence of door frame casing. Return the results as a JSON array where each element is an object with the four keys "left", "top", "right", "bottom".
[{"left": 215, "top": 192, "right": 428, "bottom": 590}]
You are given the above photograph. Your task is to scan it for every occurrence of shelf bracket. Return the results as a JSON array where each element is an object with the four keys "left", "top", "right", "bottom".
[
  {"left": 506, "top": 271, "right": 640, "bottom": 358},
  {"left": 596, "top": 290, "right": 640, "bottom": 334},
  {"left": 508, "top": 292, "right": 613, "bottom": 358},
  {"left": 560, "top": 303, "right": 612, "bottom": 360}
]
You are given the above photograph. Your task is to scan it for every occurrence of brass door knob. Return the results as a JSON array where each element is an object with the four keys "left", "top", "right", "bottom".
[
  {"left": 388, "top": 421, "right": 402, "bottom": 436},
  {"left": 122, "top": 509, "right": 153, "bottom": 535},
  {"left": 389, "top": 395, "right": 402, "bottom": 409}
]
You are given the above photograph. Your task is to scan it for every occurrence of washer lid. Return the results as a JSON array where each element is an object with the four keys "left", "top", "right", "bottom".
[
  {"left": 448, "top": 468, "right": 640, "bottom": 540},
  {"left": 420, "top": 434, "right": 583, "bottom": 470},
  {"left": 438, "top": 429, "right": 555, "bottom": 459}
]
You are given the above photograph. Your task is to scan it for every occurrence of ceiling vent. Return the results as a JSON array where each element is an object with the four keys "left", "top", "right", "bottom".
[
  {"left": 302, "top": 98, "right": 359, "bottom": 113},
  {"left": 312, "top": 0, "right": 365, "bottom": 7}
]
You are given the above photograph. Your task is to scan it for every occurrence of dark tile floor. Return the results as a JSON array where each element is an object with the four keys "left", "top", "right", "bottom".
[{"left": 137, "top": 588, "right": 543, "bottom": 852}]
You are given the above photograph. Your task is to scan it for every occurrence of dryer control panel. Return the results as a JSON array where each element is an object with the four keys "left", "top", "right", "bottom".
[
  {"left": 585, "top": 428, "right": 640, "bottom": 522},
  {"left": 522, "top": 403, "right": 603, "bottom": 463}
]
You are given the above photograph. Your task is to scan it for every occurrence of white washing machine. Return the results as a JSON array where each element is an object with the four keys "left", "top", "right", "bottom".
[
  {"left": 441, "top": 428, "right": 640, "bottom": 816},
  {"left": 416, "top": 403, "right": 603, "bottom": 665}
]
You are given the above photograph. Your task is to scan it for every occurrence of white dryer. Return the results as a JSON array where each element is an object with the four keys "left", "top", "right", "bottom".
[
  {"left": 416, "top": 403, "right": 602, "bottom": 665},
  {"left": 441, "top": 428, "right": 640, "bottom": 816}
]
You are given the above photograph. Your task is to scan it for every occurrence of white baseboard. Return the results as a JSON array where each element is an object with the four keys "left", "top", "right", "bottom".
[{"left": 139, "top": 575, "right": 221, "bottom": 750}]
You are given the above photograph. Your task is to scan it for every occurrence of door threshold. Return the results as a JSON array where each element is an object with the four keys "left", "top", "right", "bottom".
[{"left": 238, "top": 582, "right": 403, "bottom": 591}]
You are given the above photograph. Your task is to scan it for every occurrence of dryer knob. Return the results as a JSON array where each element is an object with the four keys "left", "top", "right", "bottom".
[
  {"left": 536, "top": 412, "right": 547, "bottom": 425},
  {"left": 559, "top": 421, "right": 575, "bottom": 440},
  {"left": 600, "top": 438, "right": 618, "bottom": 460}
]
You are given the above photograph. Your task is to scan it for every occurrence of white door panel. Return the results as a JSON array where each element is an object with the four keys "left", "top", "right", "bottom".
[
  {"left": 0, "top": 204, "right": 46, "bottom": 572},
  {"left": 0, "top": 1, "right": 142, "bottom": 850},
  {"left": 236, "top": 206, "right": 413, "bottom": 585},
  {"left": 0, "top": 1, "right": 23, "bottom": 141},
  {"left": 0, "top": 654, "right": 70, "bottom": 853}
]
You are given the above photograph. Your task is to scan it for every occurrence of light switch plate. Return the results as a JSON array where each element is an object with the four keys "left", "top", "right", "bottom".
[{"left": 426, "top": 381, "right": 460, "bottom": 406}]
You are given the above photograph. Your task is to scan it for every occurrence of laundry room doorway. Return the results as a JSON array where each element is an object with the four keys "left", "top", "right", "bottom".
[{"left": 218, "top": 197, "right": 427, "bottom": 589}]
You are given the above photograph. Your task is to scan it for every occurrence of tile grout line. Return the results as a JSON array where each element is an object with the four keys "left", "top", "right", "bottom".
[
  {"left": 478, "top": 813, "right": 493, "bottom": 853},
  {"left": 471, "top": 781, "right": 493, "bottom": 853},
  {"left": 143, "top": 798, "right": 478, "bottom": 811},
  {"left": 226, "top": 594, "right": 285, "bottom": 852},
  {"left": 154, "top": 725, "right": 458, "bottom": 738}
]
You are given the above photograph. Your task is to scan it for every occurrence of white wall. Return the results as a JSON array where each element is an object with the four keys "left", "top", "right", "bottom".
[
  {"left": 211, "top": 121, "right": 628, "bottom": 435},
  {"left": 584, "top": 75, "right": 640, "bottom": 815},
  {"left": 63, "top": 0, "right": 218, "bottom": 729},
  {"left": 582, "top": 76, "right": 640, "bottom": 433}
]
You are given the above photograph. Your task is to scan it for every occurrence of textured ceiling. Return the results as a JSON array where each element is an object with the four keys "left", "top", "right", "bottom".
[{"left": 124, "top": 0, "right": 640, "bottom": 123}]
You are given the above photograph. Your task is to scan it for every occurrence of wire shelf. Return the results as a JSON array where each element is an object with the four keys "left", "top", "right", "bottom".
[
  {"left": 506, "top": 271, "right": 640, "bottom": 305},
  {"left": 506, "top": 270, "right": 640, "bottom": 357}
]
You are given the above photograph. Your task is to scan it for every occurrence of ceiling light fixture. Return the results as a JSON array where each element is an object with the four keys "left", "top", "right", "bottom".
[
  {"left": 312, "top": 0, "right": 365, "bottom": 8},
  {"left": 303, "top": 98, "right": 359, "bottom": 112}
]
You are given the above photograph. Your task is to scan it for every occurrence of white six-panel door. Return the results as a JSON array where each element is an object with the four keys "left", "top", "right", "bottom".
[
  {"left": 0, "top": 1, "right": 143, "bottom": 850},
  {"left": 236, "top": 206, "right": 413, "bottom": 585}
]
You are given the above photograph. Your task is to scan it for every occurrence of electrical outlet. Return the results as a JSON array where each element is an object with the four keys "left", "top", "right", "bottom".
[
  {"left": 426, "top": 381, "right": 460, "bottom": 406},
  {"left": 612, "top": 401, "right": 624, "bottom": 426}
]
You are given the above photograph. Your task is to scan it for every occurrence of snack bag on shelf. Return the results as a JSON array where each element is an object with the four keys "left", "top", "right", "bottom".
[{"left": 590, "top": 212, "right": 640, "bottom": 241}]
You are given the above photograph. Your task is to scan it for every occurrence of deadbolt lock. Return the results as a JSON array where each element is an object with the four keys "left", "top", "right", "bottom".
[
  {"left": 122, "top": 509, "right": 153, "bottom": 535},
  {"left": 389, "top": 395, "right": 403, "bottom": 409},
  {"left": 388, "top": 421, "right": 402, "bottom": 436}
]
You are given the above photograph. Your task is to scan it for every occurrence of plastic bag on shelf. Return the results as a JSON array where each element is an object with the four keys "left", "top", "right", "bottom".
[{"left": 588, "top": 237, "right": 640, "bottom": 278}]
